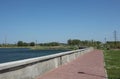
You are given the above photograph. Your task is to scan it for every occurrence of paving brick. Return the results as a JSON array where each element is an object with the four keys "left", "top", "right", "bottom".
[{"left": 37, "top": 50, "right": 106, "bottom": 79}]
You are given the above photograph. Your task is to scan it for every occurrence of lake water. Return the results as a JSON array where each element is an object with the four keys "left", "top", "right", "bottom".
[{"left": 0, "top": 48, "right": 68, "bottom": 64}]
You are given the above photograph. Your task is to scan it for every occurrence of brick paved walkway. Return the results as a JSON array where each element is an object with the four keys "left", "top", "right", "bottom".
[{"left": 37, "top": 50, "right": 107, "bottom": 79}]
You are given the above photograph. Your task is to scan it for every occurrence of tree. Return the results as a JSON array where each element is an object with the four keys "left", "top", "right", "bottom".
[
  {"left": 49, "top": 42, "right": 60, "bottom": 46},
  {"left": 17, "top": 41, "right": 29, "bottom": 46},
  {"left": 67, "top": 39, "right": 80, "bottom": 46},
  {"left": 67, "top": 39, "right": 72, "bottom": 45},
  {"left": 17, "top": 41, "right": 24, "bottom": 46},
  {"left": 30, "top": 42, "right": 35, "bottom": 46}
]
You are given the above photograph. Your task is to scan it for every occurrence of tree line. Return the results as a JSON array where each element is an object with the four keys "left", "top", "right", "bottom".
[
  {"left": 67, "top": 39, "right": 120, "bottom": 49},
  {"left": 105, "top": 41, "right": 120, "bottom": 49},
  {"left": 17, "top": 41, "right": 35, "bottom": 46},
  {"left": 0, "top": 39, "right": 102, "bottom": 48},
  {"left": 0, "top": 39, "right": 120, "bottom": 49},
  {"left": 39, "top": 42, "right": 60, "bottom": 46},
  {"left": 17, "top": 41, "right": 60, "bottom": 46},
  {"left": 67, "top": 39, "right": 102, "bottom": 48}
]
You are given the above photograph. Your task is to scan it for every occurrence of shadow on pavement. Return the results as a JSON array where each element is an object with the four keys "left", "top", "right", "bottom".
[{"left": 78, "top": 71, "right": 107, "bottom": 78}]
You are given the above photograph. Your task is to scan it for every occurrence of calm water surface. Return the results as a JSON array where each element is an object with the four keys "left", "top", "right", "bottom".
[{"left": 0, "top": 48, "right": 68, "bottom": 64}]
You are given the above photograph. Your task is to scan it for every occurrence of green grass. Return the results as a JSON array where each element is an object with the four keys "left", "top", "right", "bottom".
[{"left": 104, "top": 50, "right": 120, "bottom": 79}]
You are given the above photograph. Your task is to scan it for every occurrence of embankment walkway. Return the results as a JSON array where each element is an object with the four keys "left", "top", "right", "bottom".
[{"left": 37, "top": 50, "right": 107, "bottom": 79}]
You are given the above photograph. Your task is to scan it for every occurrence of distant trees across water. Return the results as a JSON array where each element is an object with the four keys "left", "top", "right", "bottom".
[
  {"left": 16, "top": 41, "right": 60, "bottom": 47},
  {"left": 16, "top": 39, "right": 102, "bottom": 48},
  {"left": 39, "top": 42, "right": 60, "bottom": 46},
  {"left": 0, "top": 39, "right": 120, "bottom": 49},
  {"left": 17, "top": 41, "right": 35, "bottom": 46}
]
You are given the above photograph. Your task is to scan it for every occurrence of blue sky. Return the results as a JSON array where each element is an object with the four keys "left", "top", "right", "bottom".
[{"left": 0, "top": 0, "right": 120, "bottom": 43}]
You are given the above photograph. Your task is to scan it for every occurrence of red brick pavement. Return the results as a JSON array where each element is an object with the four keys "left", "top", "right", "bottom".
[{"left": 37, "top": 50, "right": 107, "bottom": 79}]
